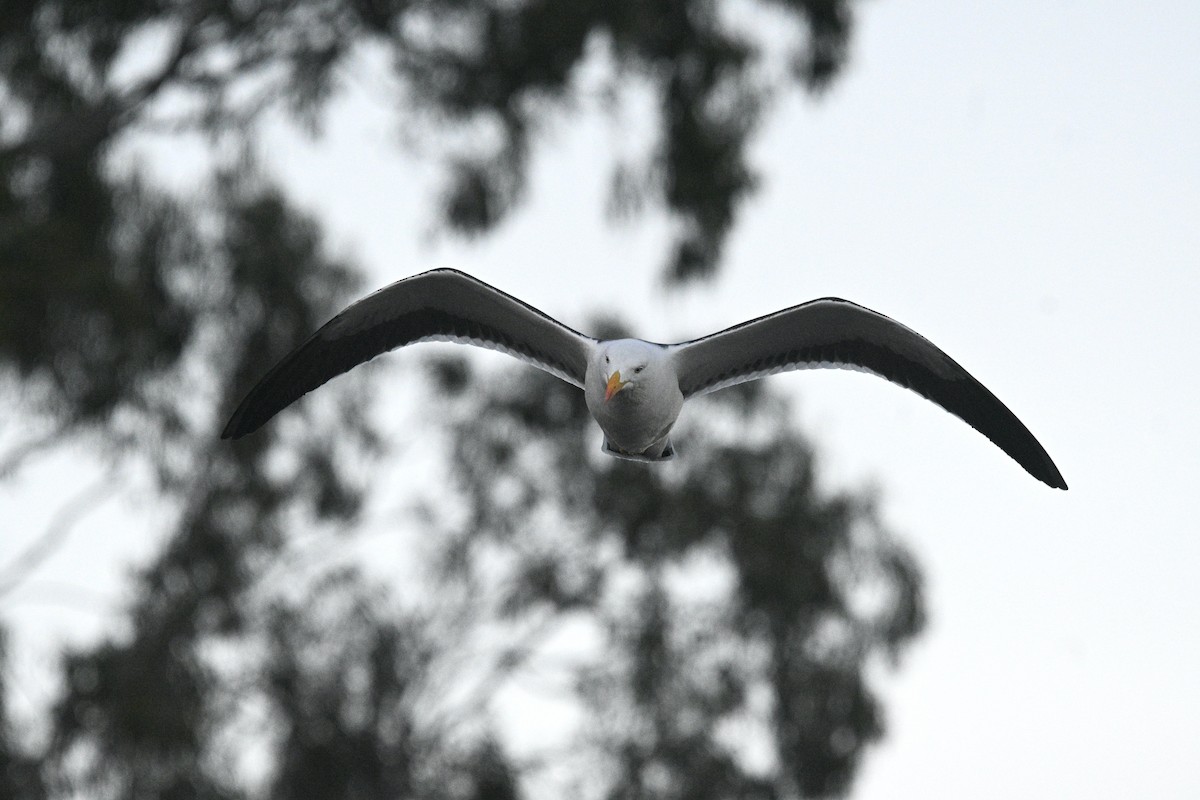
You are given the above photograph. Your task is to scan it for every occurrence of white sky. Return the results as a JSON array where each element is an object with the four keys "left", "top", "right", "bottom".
[{"left": 4, "top": 1, "right": 1199, "bottom": 797}]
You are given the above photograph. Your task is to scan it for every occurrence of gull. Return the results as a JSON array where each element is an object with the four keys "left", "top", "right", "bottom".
[{"left": 222, "top": 269, "right": 1067, "bottom": 489}]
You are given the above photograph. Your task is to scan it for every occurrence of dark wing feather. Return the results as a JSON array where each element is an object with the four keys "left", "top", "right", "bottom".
[
  {"left": 670, "top": 298, "right": 1066, "bottom": 489},
  {"left": 222, "top": 269, "right": 594, "bottom": 438}
]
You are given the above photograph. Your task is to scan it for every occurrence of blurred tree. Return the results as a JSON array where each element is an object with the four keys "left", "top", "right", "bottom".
[
  {"left": 0, "top": 631, "right": 49, "bottom": 800},
  {"left": 41, "top": 166, "right": 381, "bottom": 799},
  {"left": 7, "top": 343, "right": 925, "bottom": 799},
  {"left": 0, "top": 1, "right": 928, "bottom": 798},
  {"left": 424, "top": 352, "right": 924, "bottom": 798},
  {"left": 260, "top": 568, "right": 525, "bottom": 800},
  {"left": 1, "top": 0, "right": 856, "bottom": 312}
]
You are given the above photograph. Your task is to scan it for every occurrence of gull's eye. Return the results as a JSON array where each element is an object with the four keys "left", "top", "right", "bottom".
[
  {"left": 605, "top": 355, "right": 610, "bottom": 364},
  {"left": 634, "top": 366, "right": 644, "bottom": 374}
]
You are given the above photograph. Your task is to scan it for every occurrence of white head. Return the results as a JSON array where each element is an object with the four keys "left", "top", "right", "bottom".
[{"left": 596, "top": 339, "right": 666, "bottom": 402}]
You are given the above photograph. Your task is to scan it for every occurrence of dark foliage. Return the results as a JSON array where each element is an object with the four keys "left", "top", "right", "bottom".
[
  {"left": 37, "top": 167, "right": 379, "bottom": 799},
  {"left": 0, "top": 633, "right": 48, "bottom": 800},
  {"left": 262, "top": 572, "right": 422, "bottom": 800},
  {"left": 3, "top": 339, "right": 924, "bottom": 798},
  {"left": 1, "top": 0, "right": 856, "bottom": 285},
  {"left": 0, "top": 2, "right": 926, "bottom": 798},
  {"left": 430, "top": 356, "right": 925, "bottom": 797}
]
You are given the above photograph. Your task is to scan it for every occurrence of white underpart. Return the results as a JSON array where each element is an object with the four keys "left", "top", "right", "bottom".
[
  {"left": 415, "top": 333, "right": 590, "bottom": 389},
  {"left": 685, "top": 359, "right": 888, "bottom": 398}
]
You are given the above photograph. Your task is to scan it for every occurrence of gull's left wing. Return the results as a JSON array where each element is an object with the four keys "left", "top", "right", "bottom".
[
  {"left": 669, "top": 298, "right": 1066, "bottom": 489},
  {"left": 222, "top": 269, "right": 595, "bottom": 439}
]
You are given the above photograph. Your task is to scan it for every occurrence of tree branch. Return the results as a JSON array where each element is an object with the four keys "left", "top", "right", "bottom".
[
  {"left": 0, "top": 9, "right": 206, "bottom": 159},
  {"left": 0, "top": 472, "right": 120, "bottom": 601},
  {"left": 0, "top": 425, "right": 67, "bottom": 481}
]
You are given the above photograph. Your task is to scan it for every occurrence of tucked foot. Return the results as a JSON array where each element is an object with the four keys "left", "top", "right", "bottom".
[{"left": 601, "top": 438, "right": 676, "bottom": 463}]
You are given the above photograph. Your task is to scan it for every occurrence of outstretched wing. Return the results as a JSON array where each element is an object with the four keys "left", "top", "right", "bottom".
[
  {"left": 669, "top": 298, "right": 1066, "bottom": 489},
  {"left": 222, "top": 269, "right": 595, "bottom": 438}
]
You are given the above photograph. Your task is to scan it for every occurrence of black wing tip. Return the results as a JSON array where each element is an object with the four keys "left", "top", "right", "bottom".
[
  {"left": 220, "top": 400, "right": 271, "bottom": 440},
  {"left": 1036, "top": 471, "right": 1069, "bottom": 490},
  {"left": 1015, "top": 440, "right": 1067, "bottom": 490},
  {"left": 1042, "top": 465, "right": 1069, "bottom": 491},
  {"left": 993, "top": 433, "right": 1068, "bottom": 490},
  {"left": 219, "top": 412, "right": 252, "bottom": 440}
]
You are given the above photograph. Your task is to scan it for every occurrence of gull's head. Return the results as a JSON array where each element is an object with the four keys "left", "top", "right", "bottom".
[{"left": 599, "top": 339, "right": 663, "bottom": 403}]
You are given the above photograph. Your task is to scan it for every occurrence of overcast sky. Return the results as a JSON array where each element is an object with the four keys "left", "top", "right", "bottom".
[{"left": 4, "top": 1, "right": 1199, "bottom": 798}]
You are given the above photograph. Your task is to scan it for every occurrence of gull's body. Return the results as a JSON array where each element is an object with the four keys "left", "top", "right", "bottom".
[
  {"left": 222, "top": 269, "right": 1067, "bottom": 489},
  {"left": 584, "top": 339, "right": 683, "bottom": 460}
]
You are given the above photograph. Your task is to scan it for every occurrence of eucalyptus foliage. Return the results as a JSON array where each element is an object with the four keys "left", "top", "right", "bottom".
[{"left": 0, "top": 2, "right": 928, "bottom": 798}]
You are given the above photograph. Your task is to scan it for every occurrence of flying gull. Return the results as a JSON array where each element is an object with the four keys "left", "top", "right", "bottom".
[{"left": 222, "top": 269, "right": 1067, "bottom": 489}]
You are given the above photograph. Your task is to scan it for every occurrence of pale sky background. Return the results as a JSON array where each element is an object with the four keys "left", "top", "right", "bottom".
[{"left": 3, "top": 1, "right": 1199, "bottom": 798}]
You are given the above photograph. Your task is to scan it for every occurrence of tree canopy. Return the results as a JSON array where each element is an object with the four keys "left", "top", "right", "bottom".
[
  {"left": 31, "top": 356, "right": 924, "bottom": 798},
  {"left": 0, "top": 2, "right": 930, "bottom": 798}
]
